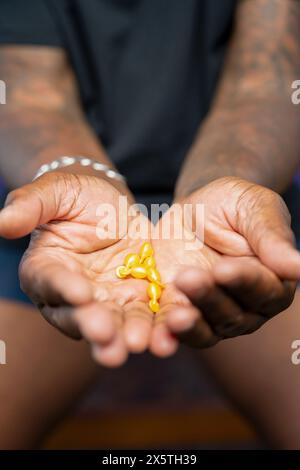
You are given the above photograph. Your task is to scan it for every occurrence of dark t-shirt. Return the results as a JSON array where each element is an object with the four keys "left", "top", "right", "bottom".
[
  {"left": 2, "top": 0, "right": 300, "bottom": 305},
  {"left": 0, "top": 0, "right": 237, "bottom": 200}
]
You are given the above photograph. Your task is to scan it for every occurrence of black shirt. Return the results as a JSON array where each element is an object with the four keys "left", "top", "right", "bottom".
[{"left": 0, "top": 0, "right": 237, "bottom": 201}]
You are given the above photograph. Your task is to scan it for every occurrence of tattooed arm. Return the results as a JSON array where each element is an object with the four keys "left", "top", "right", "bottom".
[
  {"left": 176, "top": 0, "right": 300, "bottom": 198},
  {"left": 0, "top": 46, "right": 147, "bottom": 361},
  {"left": 165, "top": 0, "right": 300, "bottom": 350},
  {"left": 0, "top": 46, "right": 127, "bottom": 193}
]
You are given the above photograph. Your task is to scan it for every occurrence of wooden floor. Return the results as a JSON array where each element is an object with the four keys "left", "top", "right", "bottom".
[{"left": 43, "top": 406, "right": 257, "bottom": 449}]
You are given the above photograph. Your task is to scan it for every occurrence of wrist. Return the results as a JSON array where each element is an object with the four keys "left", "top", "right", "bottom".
[
  {"left": 32, "top": 156, "right": 133, "bottom": 201},
  {"left": 58, "top": 163, "right": 133, "bottom": 200},
  {"left": 175, "top": 158, "right": 270, "bottom": 201}
]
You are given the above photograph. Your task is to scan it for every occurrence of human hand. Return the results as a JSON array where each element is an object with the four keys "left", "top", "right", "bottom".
[
  {"left": 148, "top": 177, "right": 298, "bottom": 355},
  {"left": 0, "top": 172, "right": 153, "bottom": 367}
]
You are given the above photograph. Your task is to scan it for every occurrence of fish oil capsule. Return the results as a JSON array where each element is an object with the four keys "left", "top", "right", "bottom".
[
  {"left": 147, "top": 267, "right": 164, "bottom": 287},
  {"left": 147, "top": 282, "right": 162, "bottom": 301},
  {"left": 124, "top": 253, "right": 140, "bottom": 269},
  {"left": 143, "top": 256, "right": 156, "bottom": 269},
  {"left": 139, "top": 242, "right": 153, "bottom": 263},
  {"left": 116, "top": 266, "right": 130, "bottom": 278},
  {"left": 149, "top": 299, "right": 160, "bottom": 313},
  {"left": 116, "top": 243, "right": 164, "bottom": 314},
  {"left": 130, "top": 265, "right": 147, "bottom": 279}
]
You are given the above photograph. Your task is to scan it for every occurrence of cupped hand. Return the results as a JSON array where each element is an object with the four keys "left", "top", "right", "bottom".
[
  {"left": 149, "top": 177, "right": 298, "bottom": 356},
  {"left": 0, "top": 172, "right": 153, "bottom": 367}
]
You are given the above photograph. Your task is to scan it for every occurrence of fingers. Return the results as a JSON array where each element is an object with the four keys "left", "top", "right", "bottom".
[
  {"left": 40, "top": 297, "right": 118, "bottom": 342},
  {"left": 76, "top": 301, "right": 128, "bottom": 368},
  {"left": 76, "top": 300, "right": 154, "bottom": 367},
  {"left": 213, "top": 257, "right": 296, "bottom": 317},
  {"left": 174, "top": 268, "right": 252, "bottom": 338},
  {"left": 20, "top": 256, "right": 93, "bottom": 307},
  {"left": 149, "top": 306, "right": 179, "bottom": 357},
  {"left": 164, "top": 305, "right": 199, "bottom": 333},
  {"left": 80, "top": 298, "right": 176, "bottom": 362},
  {"left": 123, "top": 301, "right": 153, "bottom": 353},
  {"left": 40, "top": 304, "right": 82, "bottom": 340},
  {"left": 74, "top": 302, "right": 117, "bottom": 344},
  {"left": 172, "top": 259, "right": 295, "bottom": 345},
  {"left": 0, "top": 173, "right": 65, "bottom": 239},
  {"left": 21, "top": 252, "right": 154, "bottom": 365},
  {"left": 41, "top": 300, "right": 128, "bottom": 367},
  {"left": 258, "top": 235, "right": 300, "bottom": 281},
  {"left": 19, "top": 254, "right": 95, "bottom": 338},
  {"left": 166, "top": 306, "right": 219, "bottom": 348},
  {"left": 149, "top": 323, "right": 179, "bottom": 357},
  {"left": 91, "top": 332, "right": 128, "bottom": 368},
  {"left": 238, "top": 191, "right": 300, "bottom": 280}
]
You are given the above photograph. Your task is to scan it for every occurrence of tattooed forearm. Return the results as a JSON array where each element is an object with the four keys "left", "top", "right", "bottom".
[
  {"left": 176, "top": 0, "right": 300, "bottom": 198},
  {"left": 0, "top": 46, "right": 112, "bottom": 188}
]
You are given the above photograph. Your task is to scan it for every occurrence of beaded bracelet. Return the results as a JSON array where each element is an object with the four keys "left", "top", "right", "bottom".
[{"left": 33, "top": 155, "right": 126, "bottom": 183}]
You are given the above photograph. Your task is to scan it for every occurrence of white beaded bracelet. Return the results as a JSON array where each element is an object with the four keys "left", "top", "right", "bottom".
[{"left": 33, "top": 156, "right": 126, "bottom": 183}]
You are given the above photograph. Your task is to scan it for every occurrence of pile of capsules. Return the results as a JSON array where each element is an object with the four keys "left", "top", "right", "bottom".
[{"left": 116, "top": 242, "right": 164, "bottom": 313}]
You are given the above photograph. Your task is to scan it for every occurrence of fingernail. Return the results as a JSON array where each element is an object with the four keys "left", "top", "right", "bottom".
[
  {"left": 160, "top": 335, "right": 178, "bottom": 353},
  {"left": 168, "top": 309, "right": 197, "bottom": 331}
]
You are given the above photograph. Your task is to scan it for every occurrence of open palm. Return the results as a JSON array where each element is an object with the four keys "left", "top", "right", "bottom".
[
  {"left": 149, "top": 177, "right": 298, "bottom": 357},
  {"left": 0, "top": 172, "right": 153, "bottom": 367},
  {"left": 1, "top": 174, "right": 298, "bottom": 366}
]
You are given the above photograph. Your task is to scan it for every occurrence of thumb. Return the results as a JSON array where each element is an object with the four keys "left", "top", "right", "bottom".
[
  {"left": 0, "top": 173, "right": 67, "bottom": 239},
  {"left": 240, "top": 191, "right": 300, "bottom": 280}
]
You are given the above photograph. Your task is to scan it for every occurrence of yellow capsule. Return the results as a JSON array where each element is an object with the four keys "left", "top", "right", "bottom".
[
  {"left": 147, "top": 267, "right": 164, "bottom": 287},
  {"left": 130, "top": 265, "right": 147, "bottom": 279},
  {"left": 149, "top": 299, "right": 160, "bottom": 313},
  {"left": 147, "top": 282, "right": 162, "bottom": 301},
  {"left": 124, "top": 253, "right": 140, "bottom": 269},
  {"left": 116, "top": 265, "right": 130, "bottom": 278},
  {"left": 143, "top": 256, "right": 156, "bottom": 269},
  {"left": 139, "top": 242, "right": 153, "bottom": 263}
]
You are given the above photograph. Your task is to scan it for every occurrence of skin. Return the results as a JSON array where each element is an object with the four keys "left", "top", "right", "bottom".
[
  {"left": 0, "top": 172, "right": 155, "bottom": 367},
  {"left": 2, "top": 293, "right": 300, "bottom": 448},
  {"left": 0, "top": 45, "right": 152, "bottom": 367},
  {"left": 0, "top": 1, "right": 298, "bottom": 359},
  {"left": 0, "top": 47, "right": 115, "bottom": 187},
  {"left": 161, "top": 0, "right": 300, "bottom": 352},
  {"left": 200, "top": 288, "right": 300, "bottom": 449},
  {"left": 0, "top": 299, "right": 98, "bottom": 449},
  {"left": 151, "top": 178, "right": 299, "bottom": 356},
  {"left": 0, "top": 174, "right": 298, "bottom": 364},
  {"left": 0, "top": 0, "right": 300, "bottom": 449},
  {"left": 176, "top": 0, "right": 300, "bottom": 196}
]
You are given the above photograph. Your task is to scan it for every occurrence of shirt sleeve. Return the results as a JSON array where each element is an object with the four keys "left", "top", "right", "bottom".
[{"left": 0, "top": 0, "right": 63, "bottom": 47}]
